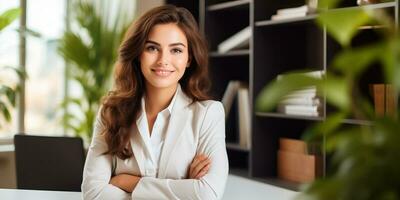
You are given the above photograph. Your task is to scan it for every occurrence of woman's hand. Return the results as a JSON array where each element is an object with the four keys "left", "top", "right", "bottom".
[
  {"left": 109, "top": 173, "right": 141, "bottom": 193},
  {"left": 188, "top": 154, "right": 211, "bottom": 179}
]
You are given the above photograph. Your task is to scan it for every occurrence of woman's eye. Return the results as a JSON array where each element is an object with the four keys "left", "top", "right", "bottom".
[
  {"left": 171, "top": 48, "right": 183, "bottom": 54},
  {"left": 146, "top": 46, "right": 158, "bottom": 52}
]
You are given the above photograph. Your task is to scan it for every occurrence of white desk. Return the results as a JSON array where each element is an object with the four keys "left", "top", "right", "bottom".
[
  {"left": 222, "top": 175, "right": 298, "bottom": 200},
  {"left": 0, "top": 175, "right": 297, "bottom": 200},
  {"left": 0, "top": 188, "right": 81, "bottom": 200}
]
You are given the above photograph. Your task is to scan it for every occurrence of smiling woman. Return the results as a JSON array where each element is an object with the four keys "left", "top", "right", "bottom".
[
  {"left": 81, "top": 4, "right": 229, "bottom": 200},
  {"left": 140, "top": 23, "right": 190, "bottom": 92}
]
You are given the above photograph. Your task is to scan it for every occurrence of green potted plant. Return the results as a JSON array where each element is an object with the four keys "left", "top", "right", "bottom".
[
  {"left": 256, "top": 0, "right": 399, "bottom": 199},
  {"left": 58, "top": 1, "right": 132, "bottom": 143},
  {"left": 0, "top": 8, "right": 24, "bottom": 130}
]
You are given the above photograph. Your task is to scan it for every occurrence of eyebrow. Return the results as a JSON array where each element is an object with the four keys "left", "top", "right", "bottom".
[{"left": 145, "top": 40, "right": 186, "bottom": 48}]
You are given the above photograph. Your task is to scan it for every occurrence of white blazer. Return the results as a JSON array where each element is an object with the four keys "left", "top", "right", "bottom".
[{"left": 82, "top": 88, "right": 229, "bottom": 200}]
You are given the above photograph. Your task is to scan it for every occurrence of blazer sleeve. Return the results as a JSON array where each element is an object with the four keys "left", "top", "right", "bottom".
[
  {"left": 131, "top": 102, "right": 229, "bottom": 200},
  {"left": 81, "top": 112, "right": 131, "bottom": 200}
]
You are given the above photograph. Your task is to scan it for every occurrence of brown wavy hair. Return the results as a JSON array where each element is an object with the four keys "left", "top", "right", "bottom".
[{"left": 100, "top": 5, "right": 211, "bottom": 159}]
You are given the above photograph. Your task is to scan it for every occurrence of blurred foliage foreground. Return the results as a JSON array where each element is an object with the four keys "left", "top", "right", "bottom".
[{"left": 255, "top": 0, "right": 400, "bottom": 199}]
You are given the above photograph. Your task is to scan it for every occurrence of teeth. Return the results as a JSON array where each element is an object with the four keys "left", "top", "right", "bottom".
[{"left": 153, "top": 69, "right": 173, "bottom": 76}]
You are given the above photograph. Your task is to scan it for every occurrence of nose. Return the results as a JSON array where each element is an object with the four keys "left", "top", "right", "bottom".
[{"left": 157, "top": 51, "right": 170, "bottom": 67}]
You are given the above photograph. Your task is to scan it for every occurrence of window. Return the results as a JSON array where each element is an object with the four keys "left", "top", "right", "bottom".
[
  {"left": 0, "top": 0, "right": 137, "bottom": 140},
  {"left": 25, "top": 0, "right": 66, "bottom": 136},
  {"left": 0, "top": 1, "right": 20, "bottom": 138}
]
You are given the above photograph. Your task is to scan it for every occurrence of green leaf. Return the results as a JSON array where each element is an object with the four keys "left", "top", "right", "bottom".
[
  {"left": 0, "top": 85, "right": 17, "bottom": 106},
  {"left": 0, "top": 8, "right": 21, "bottom": 32},
  {"left": 324, "top": 74, "right": 350, "bottom": 110},
  {"left": 317, "top": 9, "right": 372, "bottom": 47},
  {"left": 58, "top": 32, "right": 92, "bottom": 69},
  {"left": 333, "top": 44, "right": 381, "bottom": 78},
  {"left": 58, "top": 0, "right": 132, "bottom": 140},
  {"left": 1, "top": 66, "right": 28, "bottom": 80},
  {"left": 255, "top": 73, "right": 322, "bottom": 112},
  {"left": 317, "top": 0, "right": 343, "bottom": 9},
  {"left": 5, "top": 86, "right": 16, "bottom": 107},
  {"left": 0, "top": 101, "right": 11, "bottom": 122},
  {"left": 380, "top": 38, "right": 400, "bottom": 89},
  {"left": 303, "top": 112, "right": 347, "bottom": 142}
]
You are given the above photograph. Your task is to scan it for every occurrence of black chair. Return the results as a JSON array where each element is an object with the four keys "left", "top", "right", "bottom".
[{"left": 14, "top": 134, "right": 85, "bottom": 191}]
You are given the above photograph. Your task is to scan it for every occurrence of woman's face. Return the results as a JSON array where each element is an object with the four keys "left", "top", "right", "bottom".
[{"left": 140, "top": 23, "right": 190, "bottom": 91}]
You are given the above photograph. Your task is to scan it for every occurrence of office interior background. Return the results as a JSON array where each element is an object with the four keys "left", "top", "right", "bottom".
[
  {"left": 1, "top": 0, "right": 399, "bottom": 199},
  {"left": 0, "top": 0, "right": 162, "bottom": 188}
]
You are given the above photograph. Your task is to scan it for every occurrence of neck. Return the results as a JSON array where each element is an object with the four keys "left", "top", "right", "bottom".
[{"left": 144, "top": 84, "right": 178, "bottom": 116}]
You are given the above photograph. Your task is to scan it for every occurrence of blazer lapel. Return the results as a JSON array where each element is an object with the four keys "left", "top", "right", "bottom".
[
  {"left": 158, "top": 87, "right": 191, "bottom": 178},
  {"left": 130, "top": 124, "right": 146, "bottom": 176}
]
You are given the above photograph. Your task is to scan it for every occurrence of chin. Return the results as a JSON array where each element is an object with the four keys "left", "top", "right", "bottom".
[{"left": 146, "top": 80, "right": 178, "bottom": 90}]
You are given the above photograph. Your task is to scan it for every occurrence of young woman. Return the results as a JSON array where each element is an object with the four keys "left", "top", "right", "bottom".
[{"left": 81, "top": 5, "right": 229, "bottom": 200}]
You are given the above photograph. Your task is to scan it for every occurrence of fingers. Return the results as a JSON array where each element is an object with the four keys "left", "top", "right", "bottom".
[
  {"left": 189, "top": 154, "right": 211, "bottom": 179},
  {"left": 190, "top": 154, "right": 208, "bottom": 169},
  {"left": 195, "top": 162, "right": 211, "bottom": 179},
  {"left": 191, "top": 157, "right": 211, "bottom": 178}
]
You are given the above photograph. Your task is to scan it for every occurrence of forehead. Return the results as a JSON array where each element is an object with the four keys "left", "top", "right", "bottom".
[{"left": 147, "top": 23, "right": 188, "bottom": 45}]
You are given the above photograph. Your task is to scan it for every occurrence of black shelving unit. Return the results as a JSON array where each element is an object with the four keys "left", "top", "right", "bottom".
[{"left": 174, "top": 0, "right": 398, "bottom": 191}]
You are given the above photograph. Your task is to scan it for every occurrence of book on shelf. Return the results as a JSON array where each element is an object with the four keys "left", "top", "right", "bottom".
[
  {"left": 280, "top": 97, "right": 320, "bottom": 106},
  {"left": 238, "top": 86, "right": 251, "bottom": 149},
  {"left": 277, "top": 150, "right": 316, "bottom": 183},
  {"left": 284, "top": 110, "right": 319, "bottom": 117},
  {"left": 278, "top": 104, "right": 320, "bottom": 117},
  {"left": 372, "top": 84, "right": 385, "bottom": 116},
  {"left": 385, "top": 84, "right": 398, "bottom": 117},
  {"left": 278, "top": 104, "right": 319, "bottom": 113},
  {"left": 222, "top": 80, "right": 242, "bottom": 117},
  {"left": 222, "top": 80, "right": 251, "bottom": 150},
  {"left": 276, "top": 71, "right": 324, "bottom": 117},
  {"left": 276, "top": 5, "right": 308, "bottom": 15},
  {"left": 271, "top": 12, "right": 307, "bottom": 21},
  {"left": 277, "top": 138, "right": 319, "bottom": 183},
  {"left": 271, "top": 5, "right": 316, "bottom": 21},
  {"left": 217, "top": 26, "right": 251, "bottom": 53},
  {"left": 370, "top": 83, "right": 398, "bottom": 117},
  {"left": 279, "top": 138, "right": 308, "bottom": 154}
]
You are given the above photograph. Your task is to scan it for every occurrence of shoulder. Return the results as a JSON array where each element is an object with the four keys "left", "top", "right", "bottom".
[{"left": 189, "top": 100, "right": 225, "bottom": 119}]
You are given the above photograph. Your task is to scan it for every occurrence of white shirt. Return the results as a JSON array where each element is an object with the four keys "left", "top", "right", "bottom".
[{"left": 135, "top": 86, "right": 179, "bottom": 177}]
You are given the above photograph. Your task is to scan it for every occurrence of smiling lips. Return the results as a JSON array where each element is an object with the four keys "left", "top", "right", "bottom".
[{"left": 151, "top": 69, "right": 174, "bottom": 77}]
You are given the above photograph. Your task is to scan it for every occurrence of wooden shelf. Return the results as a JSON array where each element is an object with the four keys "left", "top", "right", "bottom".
[
  {"left": 331, "top": 1, "right": 396, "bottom": 11},
  {"left": 255, "top": 15, "right": 317, "bottom": 27},
  {"left": 193, "top": 0, "right": 398, "bottom": 192},
  {"left": 254, "top": 1, "right": 395, "bottom": 27},
  {"left": 207, "top": 0, "right": 250, "bottom": 11},
  {"left": 255, "top": 112, "right": 325, "bottom": 121},
  {"left": 210, "top": 49, "right": 250, "bottom": 57},
  {"left": 342, "top": 118, "right": 373, "bottom": 126},
  {"left": 226, "top": 142, "right": 250, "bottom": 152}
]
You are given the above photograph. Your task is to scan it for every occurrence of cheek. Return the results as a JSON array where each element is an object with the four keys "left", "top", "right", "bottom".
[
  {"left": 173, "top": 55, "right": 189, "bottom": 70},
  {"left": 140, "top": 53, "right": 157, "bottom": 68}
]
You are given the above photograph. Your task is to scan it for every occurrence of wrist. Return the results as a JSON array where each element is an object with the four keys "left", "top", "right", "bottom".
[{"left": 126, "top": 175, "right": 141, "bottom": 192}]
